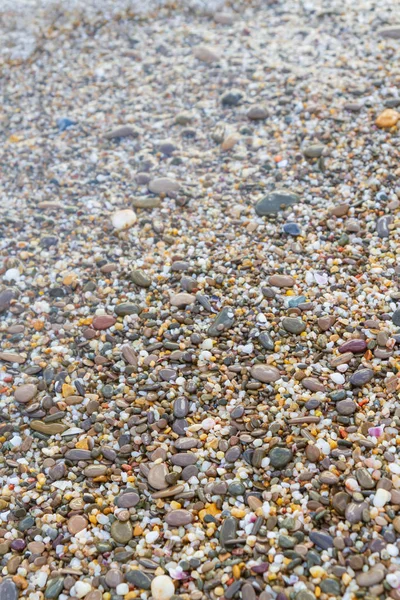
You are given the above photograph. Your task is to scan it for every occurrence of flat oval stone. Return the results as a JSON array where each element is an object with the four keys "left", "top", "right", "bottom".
[
  {"left": 247, "top": 105, "right": 268, "bottom": 120},
  {"left": 194, "top": 46, "right": 219, "bottom": 64},
  {"left": 339, "top": 339, "right": 367, "bottom": 353},
  {"left": 65, "top": 449, "right": 91, "bottom": 461},
  {"left": 332, "top": 491, "right": 351, "bottom": 515},
  {"left": 15, "top": 383, "right": 37, "bottom": 404},
  {"left": 302, "top": 377, "right": 325, "bottom": 392},
  {"left": 350, "top": 368, "right": 374, "bottom": 387},
  {"left": 282, "top": 317, "right": 306, "bottom": 334},
  {"left": 148, "top": 178, "right": 180, "bottom": 196},
  {"left": 225, "top": 447, "right": 241, "bottom": 462},
  {"left": 0, "top": 352, "right": 26, "bottom": 364},
  {"left": 309, "top": 531, "right": 334, "bottom": 549},
  {"left": 356, "top": 468, "right": 375, "bottom": 489},
  {"left": 336, "top": 399, "right": 357, "bottom": 415},
  {"left": 126, "top": 570, "right": 152, "bottom": 589},
  {"left": 255, "top": 190, "right": 299, "bottom": 216},
  {"left": 345, "top": 501, "right": 368, "bottom": 524},
  {"left": 170, "top": 293, "right": 196, "bottom": 307},
  {"left": 269, "top": 447, "right": 293, "bottom": 468},
  {"left": 250, "top": 364, "right": 280, "bottom": 383},
  {"left": 84, "top": 465, "right": 107, "bottom": 477},
  {"left": 208, "top": 307, "right": 235, "bottom": 337},
  {"left": 117, "top": 492, "right": 140, "bottom": 508},
  {"left": 148, "top": 464, "right": 169, "bottom": 490},
  {"left": 114, "top": 303, "right": 140, "bottom": 316},
  {"left": 30, "top": 421, "right": 67, "bottom": 435},
  {"left": 132, "top": 197, "right": 161, "bottom": 209},
  {"left": 377, "top": 215, "right": 392, "bottom": 238},
  {"left": 105, "top": 125, "right": 138, "bottom": 139},
  {"left": 111, "top": 209, "right": 137, "bottom": 230},
  {"left": 165, "top": 509, "right": 193, "bottom": 526},
  {"left": 44, "top": 577, "right": 64, "bottom": 599},
  {"left": 173, "top": 397, "right": 189, "bottom": 418},
  {"left": 268, "top": 274, "right": 295, "bottom": 287},
  {"left": 111, "top": 520, "right": 133, "bottom": 544},
  {"left": 131, "top": 270, "right": 152, "bottom": 287},
  {"left": 92, "top": 315, "right": 116, "bottom": 330},
  {"left": 171, "top": 453, "right": 197, "bottom": 467},
  {"left": 392, "top": 309, "right": 400, "bottom": 326}
]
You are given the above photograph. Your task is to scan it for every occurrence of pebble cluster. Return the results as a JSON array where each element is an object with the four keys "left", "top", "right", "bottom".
[{"left": 2, "top": 1, "right": 400, "bottom": 600}]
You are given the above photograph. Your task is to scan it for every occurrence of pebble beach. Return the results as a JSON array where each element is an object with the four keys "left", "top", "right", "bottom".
[{"left": 2, "top": 1, "right": 400, "bottom": 599}]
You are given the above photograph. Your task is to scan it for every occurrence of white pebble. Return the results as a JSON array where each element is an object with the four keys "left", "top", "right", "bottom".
[
  {"left": 111, "top": 209, "right": 137, "bottom": 230},
  {"left": 373, "top": 488, "right": 391, "bottom": 508},
  {"left": 116, "top": 583, "right": 129, "bottom": 595},
  {"left": 151, "top": 575, "right": 175, "bottom": 600},
  {"left": 146, "top": 531, "right": 159, "bottom": 544},
  {"left": 330, "top": 373, "right": 345, "bottom": 384},
  {"left": 74, "top": 581, "right": 92, "bottom": 598}
]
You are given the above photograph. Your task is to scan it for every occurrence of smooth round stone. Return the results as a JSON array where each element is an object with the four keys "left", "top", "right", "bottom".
[
  {"left": 303, "top": 144, "right": 324, "bottom": 158},
  {"left": 282, "top": 317, "right": 306, "bottom": 334},
  {"left": 0, "top": 579, "right": 18, "bottom": 600},
  {"left": 345, "top": 501, "right": 368, "bottom": 524},
  {"left": 255, "top": 190, "right": 299, "bottom": 216},
  {"left": 221, "top": 89, "right": 243, "bottom": 106},
  {"left": 247, "top": 105, "right": 268, "bottom": 120},
  {"left": 151, "top": 575, "right": 175, "bottom": 600},
  {"left": 302, "top": 377, "right": 325, "bottom": 392},
  {"left": 92, "top": 315, "right": 116, "bottom": 330},
  {"left": 392, "top": 309, "right": 400, "bottom": 326},
  {"left": 110, "top": 209, "right": 137, "bottom": 230},
  {"left": 131, "top": 270, "right": 152, "bottom": 287},
  {"left": 15, "top": 383, "right": 37, "bottom": 404},
  {"left": 269, "top": 447, "right": 293, "bottom": 468},
  {"left": 283, "top": 223, "right": 301, "bottom": 236},
  {"left": 268, "top": 274, "right": 295, "bottom": 288},
  {"left": 207, "top": 307, "right": 235, "bottom": 337},
  {"left": 332, "top": 491, "right": 351, "bottom": 515},
  {"left": 377, "top": 215, "right": 392, "bottom": 238},
  {"left": 320, "top": 580, "right": 340, "bottom": 596},
  {"left": 84, "top": 465, "right": 107, "bottom": 477},
  {"left": 241, "top": 583, "right": 257, "bottom": 600},
  {"left": 148, "top": 464, "right": 169, "bottom": 490},
  {"left": 28, "top": 541, "right": 45, "bottom": 554},
  {"left": 259, "top": 331, "right": 274, "bottom": 350},
  {"left": 44, "top": 577, "right": 64, "bottom": 599},
  {"left": 159, "top": 368, "right": 177, "bottom": 381},
  {"left": 338, "top": 339, "right": 367, "bottom": 353},
  {"left": 225, "top": 447, "right": 241, "bottom": 462},
  {"left": 220, "top": 516, "right": 238, "bottom": 547},
  {"left": 319, "top": 471, "right": 339, "bottom": 485},
  {"left": 170, "top": 293, "right": 196, "bottom": 307},
  {"left": 305, "top": 445, "right": 320, "bottom": 462},
  {"left": 67, "top": 515, "right": 88, "bottom": 535},
  {"left": 375, "top": 108, "right": 400, "bottom": 128},
  {"left": 296, "top": 591, "right": 316, "bottom": 600},
  {"left": 111, "top": 520, "right": 133, "bottom": 544},
  {"left": 250, "top": 364, "right": 280, "bottom": 383},
  {"left": 356, "top": 468, "right": 375, "bottom": 490},
  {"left": 148, "top": 178, "right": 180, "bottom": 196},
  {"left": 350, "top": 368, "right": 374, "bottom": 386},
  {"left": 228, "top": 481, "right": 245, "bottom": 496},
  {"left": 356, "top": 567, "right": 385, "bottom": 587},
  {"left": 165, "top": 509, "right": 193, "bottom": 526},
  {"left": 309, "top": 531, "right": 334, "bottom": 549},
  {"left": 105, "top": 569, "right": 123, "bottom": 588},
  {"left": 117, "top": 491, "right": 140, "bottom": 508},
  {"left": 193, "top": 46, "right": 219, "bottom": 63},
  {"left": 126, "top": 570, "right": 152, "bottom": 589},
  {"left": 182, "top": 465, "right": 198, "bottom": 481},
  {"left": 336, "top": 399, "right": 356, "bottom": 415},
  {"left": 173, "top": 397, "right": 189, "bottom": 418}
]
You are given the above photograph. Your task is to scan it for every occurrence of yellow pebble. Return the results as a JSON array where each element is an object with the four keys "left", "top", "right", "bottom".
[
  {"left": 62, "top": 383, "right": 75, "bottom": 398},
  {"left": 315, "top": 586, "right": 321, "bottom": 598},
  {"left": 376, "top": 108, "right": 400, "bottom": 129},
  {"left": 214, "top": 587, "right": 224, "bottom": 597},
  {"left": 170, "top": 501, "right": 181, "bottom": 510},
  {"left": 231, "top": 508, "right": 246, "bottom": 519},
  {"left": 76, "top": 439, "right": 89, "bottom": 450},
  {"left": 310, "top": 566, "right": 325, "bottom": 578},
  {"left": 232, "top": 565, "right": 241, "bottom": 579},
  {"left": 133, "top": 525, "right": 143, "bottom": 536}
]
